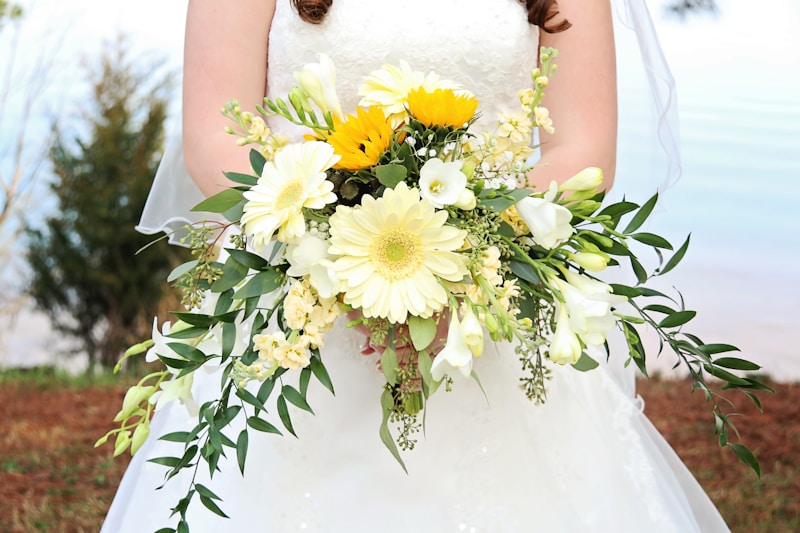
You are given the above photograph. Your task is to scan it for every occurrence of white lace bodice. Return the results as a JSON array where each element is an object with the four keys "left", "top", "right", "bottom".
[{"left": 267, "top": 0, "right": 539, "bottom": 135}]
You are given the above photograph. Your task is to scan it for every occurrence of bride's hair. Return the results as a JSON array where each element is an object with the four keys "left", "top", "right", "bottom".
[{"left": 292, "top": 0, "right": 570, "bottom": 32}]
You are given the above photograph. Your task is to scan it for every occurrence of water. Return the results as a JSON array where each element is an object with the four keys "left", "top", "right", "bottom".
[{"left": 1, "top": 0, "right": 799, "bottom": 379}]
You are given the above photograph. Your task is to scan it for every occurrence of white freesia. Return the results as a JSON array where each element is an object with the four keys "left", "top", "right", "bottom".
[
  {"left": 242, "top": 141, "right": 339, "bottom": 247},
  {"left": 418, "top": 158, "right": 468, "bottom": 208},
  {"left": 559, "top": 167, "right": 603, "bottom": 193},
  {"left": 570, "top": 251, "right": 609, "bottom": 272},
  {"left": 430, "top": 313, "right": 474, "bottom": 381},
  {"left": 145, "top": 318, "right": 188, "bottom": 364},
  {"left": 294, "top": 53, "right": 344, "bottom": 121},
  {"left": 554, "top": 270, "right": 627, "bottom": 346},
  {"left": 549, "top": 303, "right": 582, "bottom": 365},
  {"left": 286, "top": 233, "right": 341, "bottom": 298},
  {"left": 515, "top": 193, "right": 573, "bottom": 249},
  {"left": 460, "top": 306, "right": 484, "bottom": 357}
]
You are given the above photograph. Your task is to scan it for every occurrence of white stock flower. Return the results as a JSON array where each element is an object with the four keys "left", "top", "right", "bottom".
[
  {"left": 418, "top": 158, "right": 468, "bottom": 208},
  {"left": 286, "top": 233, "right": 341, "bottom": 297},
  {"left": 559, "top": 167, "right": 603, "bottom": 193},
  {"left": 515, "top": 194, "right": 573, "bottom": 249},
  {"left": 554, "top": 269, "right": 627, "bottom": 346},
  {"left": 294, "top": 53, "right": 344, "bottom": 121},
  {"left": 430, "top": 313, "right": 474, "bottom": 381},
  {"left": 549, "top": 303, "right": 582, "bottom": 365},
  {"left": 242, "top": 141, "right": 339, "bottom": 247}
]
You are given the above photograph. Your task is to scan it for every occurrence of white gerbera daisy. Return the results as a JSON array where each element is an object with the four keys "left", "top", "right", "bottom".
[
  {"left": 328, "top": 182, "right": 468, "bottom": 323},
  {"left": 241, "top": 141, "right": 339, "bottom": 246}
]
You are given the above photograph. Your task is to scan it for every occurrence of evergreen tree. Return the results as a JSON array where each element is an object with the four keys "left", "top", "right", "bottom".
[{"left": 26, "top": 42, "right": 189, "bottom": 371}]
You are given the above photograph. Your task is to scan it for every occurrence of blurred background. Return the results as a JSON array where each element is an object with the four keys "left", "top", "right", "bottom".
[{"left": 1, "top": 0, "right": 798, "bottom": 377}]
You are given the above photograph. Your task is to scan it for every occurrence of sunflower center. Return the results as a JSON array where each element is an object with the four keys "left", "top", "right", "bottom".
[
  {"left": 372, "top": 228, "right": 423, "bottom": 280},
  {"left": 275, "top": 181, "right": 304, "bottom": 210}
]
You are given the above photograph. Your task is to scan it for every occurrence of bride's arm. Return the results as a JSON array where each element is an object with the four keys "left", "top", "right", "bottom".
[
  {"left": 182, "top": 0, "right": 278, "bottom": 196},
  {"left": 528, "top": 0, "right": 617, "bottom": 191}
]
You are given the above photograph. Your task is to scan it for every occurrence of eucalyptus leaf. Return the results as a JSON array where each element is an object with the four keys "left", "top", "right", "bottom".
[
  {"left": 375, "top": 163, "right": 407, "bottom": 188},
  {"left": 379, "top": 389, "right": 408, "bottom": 472},
  {"left": 250, "top": 148, "right": 266, "bottom": 176},
  {"left": 211, "top": 259, "right": 249, "bottom": 293},
  {"left": 408, "top": 315, "right": 437, "bottom": 351},
  {"left": 168, "top": 260, "right": 199, "bottom": 283},
  {"left": 192, "top": 188, "right": 244, "bottom": 214},
  {"left": 508, "top": 260, "right": 541, "bottom": 284},
  {"left": 572, "top": 352, "right": 600, "bottom": 372},
  {"left": 478, "top": 188, "right": 531, "bottom": 213},
  {"left": 222, "top": 171, "right": 258, "bottom": 187},
  {"left": 381, "top": 346, "right": 399, "bottom": 386},
  {"left": 227, "top": 249, "right": 270, "bottom": 270}
]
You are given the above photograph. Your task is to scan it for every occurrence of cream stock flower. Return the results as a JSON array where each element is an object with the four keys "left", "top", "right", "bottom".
[
  {"left": 328, "top": 182, "right": 468, "bottom": 323},
  {"left": 242, "top": 141, "right": 339, "bottom": 247},
  {"left": 274, "top": 343, "right": 311, "bottom": 370}
]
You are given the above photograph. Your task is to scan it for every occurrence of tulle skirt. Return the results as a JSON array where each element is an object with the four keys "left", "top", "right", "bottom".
[{"left": 102, "top": 322, "right": 729, "bottom": 532}]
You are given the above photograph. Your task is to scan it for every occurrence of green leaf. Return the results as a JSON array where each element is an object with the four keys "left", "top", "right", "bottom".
[
  {"left": 166, "top": 326, "right": 209, "bottom": 340},
  {"left": 629, "top": 255, "right": 647, "bottom": 284},
  {"left": 257, "top": 378, "right": 276, "bottom": 405},
  {"left": 147, "top": 456, "right": 182, "bottom": 468},
  {"left": 167, "top": 342, "right": 207, "bottom": 363},
  {"left": 380, "top": 346, "right": 398, "bottom": 386},
  {"left": 375, "top": 163, "right": 407, "bottom": 188},
  {"left": 702, "top": 364, "right": 752, "bottom": 386},
  {"left": 211, "top": 259, "right": 249, "bottom": 292},
  {"left": 379, "top": 389, "right": 407, "bottom": 472},
  {"left": 299, "top": 367, "right": 312, "bottom": 397},
  {"left": 730, "top": 443, "right": 761, "bottom": 478},
  {"left": 214, "top": 289, "right": 235, "bottom": 316},
  {"left": 195, "top": 483, "right": 222, "bottom": 501},
  {"left": 246, "top": 416, "right": 282, "bottom": 435},
  {"left": 642, "top": 304, "right": 677, "bottom": 315},
  {"left": 609, "top": 284, "right": 642, "bottom": 298},
  {"left": 277, "top": 396, "right": 296, "bottom": 437},
  {"left": 659, "top": 234, "right": 690, "bottom": 276},
  {"left": 199, "top": 495, "right": 229, "bottom": 518},
  {"left": 158, "top": 431, "right": 194, "bottom": 443},
  {"left": 282, "top": 385, "right": 314, "bottom": 414},
  {"left": 168, "top": 260, "right": 199, "bottom": 283},
  {"left": 698, "top": 343, "right": 740, "bottom": 355},
  {"left": 631, "top": 232, "right": 673, "bottom": 250},
  {"left": 171, "top": 312, "right": 214, "bottom": 328},
  {"left": 236, "top": 387, "right": 266, "bottom": 410},
  {"left": 177, "top": 520, "right": 190, "bottom": 533},
  {"left": 572, "top": 352, "right": 600, "bottom": 372},
  {"left": 234, "top": 269, "right": 282, "bottom": 299},
  {"left": 417, "top": 349, "right": 440, "bottom": 396},
  {"left": 508, "top": 260, "right": 541, "bottom": 284},
  {"left": 236, "top": 430, "right": 248, "bottom": 475},
  {"left": 221, "top": 322, "right": 236, "bottom": 359},
  {"left": 478, "top": 188, "right": 531, "bottom": 213},
  {"left": 598, "top": 200, "right": 639, "bottom": 219},
  {"left": 227, "top": 249, "right": 269, "bottom": 270},
  {"left": 408, "top": 316, "right": 438, "bottom": 351},
  {"left": 623, "top": 193, "right": 658, "bottom": 234},
  {"left": 310, "top": 356, "right": 335, "bottom": 395},
  {"left": 223, "top": 171, "right": 258, "bottom": 187},
  {"left": 657, "top": 310, "right": 697, "bottom": 328},
  {"left": 713, "top": 357, "right": 760, "bottom": 371},
  {"left": 250, "top": 149, "right": 266, "bottom": 175},
  {"left": 222, "top": 199, "right": 245, "bottom": 222},
  {"left": 192, "top": 188, "right": 244, "bottom": 214}
]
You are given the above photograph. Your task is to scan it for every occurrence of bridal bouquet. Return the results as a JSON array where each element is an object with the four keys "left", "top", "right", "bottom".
[{"left": 99, "top": 49, "right": 767, "bottom": 528}]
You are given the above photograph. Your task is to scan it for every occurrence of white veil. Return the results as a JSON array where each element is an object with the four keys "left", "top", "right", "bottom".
[{"left": 137, "top": 0, "right": 680, "bottom": 243}]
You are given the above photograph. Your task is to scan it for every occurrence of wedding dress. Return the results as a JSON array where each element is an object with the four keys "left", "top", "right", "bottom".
[{"left": 104, "top": 0, "right": 730, "bottom": 531}]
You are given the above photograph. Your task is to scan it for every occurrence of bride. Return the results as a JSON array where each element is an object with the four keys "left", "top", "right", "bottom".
[{"left": 103, "top": 0, "right": 731, "bottom": 531}]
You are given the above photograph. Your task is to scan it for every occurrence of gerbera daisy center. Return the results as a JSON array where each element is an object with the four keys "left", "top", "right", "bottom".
[
  {"left": 372, "top": 228, "right": 423, "bottom": 280},
  {"left": 274, "top": 181, "right": 304, "bottom": 210}
]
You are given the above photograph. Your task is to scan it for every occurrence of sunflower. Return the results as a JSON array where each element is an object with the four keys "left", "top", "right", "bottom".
[
  {"left": 326, "top": 106, "right": 394, "bottom": 171},
  {"left": 407, "top": 88, "right": 478, "bottom": 129},
  {"left": 328, "top": 182, "right": 468, "bottom": 323}
]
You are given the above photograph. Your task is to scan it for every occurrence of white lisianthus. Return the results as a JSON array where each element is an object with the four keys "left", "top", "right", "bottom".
[
  {"left": 554, "top": 270, "right": 627, "bottom": 346},
  {"left": 460, "top": 306, "right": 484, "bottom": 357},
  {"left": 418, "top": 158, "right": 468, "bottom": 208},
  {"left": 242, "top": 141, "right": 339, "bottom": 247},
  {"left": 286, "top": 233, "right": 341, "bottom": 298},
  {"left": 549, "top": 304, "right": 582, "bottom": 365},
  {"left": 294, "top": 53, "right": 344, "bottom": 121},
  {"left": 151, "top": 374, "right": 199, "bottom": 416},
  {"left": 515, "top": 193, "right": 573, "bottom": 249},
  {"left": 559, "top": 167, "right": 603, "bottom": 193},
  {"left": 430, "top": 313, "right": 474, "bottom": 381}
]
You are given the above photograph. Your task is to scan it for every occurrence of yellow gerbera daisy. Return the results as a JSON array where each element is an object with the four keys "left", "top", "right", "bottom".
[
  {"left": 328, "top": 182, "right": 468, "bottom": 323},
  {"left": 407, "top": 88, "right": 478, "bottom": 129},
  {"left": 327, "top": 106, "right": 393, "bottom": 171}
]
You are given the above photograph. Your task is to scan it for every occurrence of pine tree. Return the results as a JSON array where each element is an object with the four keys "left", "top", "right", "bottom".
[{"left": 26, "top": 41, "right": 189, "bottom": 371}]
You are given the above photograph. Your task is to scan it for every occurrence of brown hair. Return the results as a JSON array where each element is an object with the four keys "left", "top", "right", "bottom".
[{"left": 292, "top": 0, "right": 570, "bottom": 32}]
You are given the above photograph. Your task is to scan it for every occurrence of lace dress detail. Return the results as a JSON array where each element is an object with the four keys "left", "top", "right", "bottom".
[{"left": 103, "top": 1, "right": 731, "bottom": 531}]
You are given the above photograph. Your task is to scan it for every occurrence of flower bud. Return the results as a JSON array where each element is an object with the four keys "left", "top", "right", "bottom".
[
  {"left": 113, "top": 430, "right": 132, "bottom": 458},
  {"left": 115, "top": 385, "right": 156, "bottom": 422},
  {"left": 454, "top": 189, "right": 476, "bottom": 210},
  {"left": 570, "top": 251, "right": 609, "bottom": 272},
  {"left": 460, "top": 307, "right": 484, "bottom": 357},
  {"left": 130, "top": 422, "right": 151, "bottom": 456},
  {"left": 559, "top": 167, "right": 603, "bottom": 193}
]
